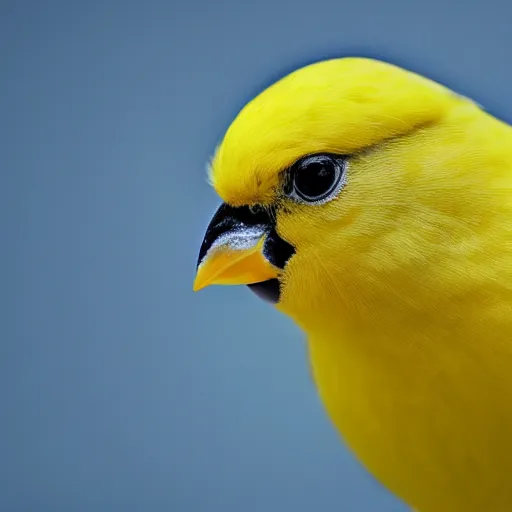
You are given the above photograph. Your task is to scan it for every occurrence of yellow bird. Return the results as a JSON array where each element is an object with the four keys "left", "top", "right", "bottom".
[{"left": 193, "top": 58, "right": 512, "bottom": 512}]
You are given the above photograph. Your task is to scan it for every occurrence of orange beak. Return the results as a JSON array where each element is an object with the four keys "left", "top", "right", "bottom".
[
  {"left": 193, "top": 234, "right": 279, "bottom": 291},
  {"left": 193, "top": 203, "right": 280, "bottom": 292}
]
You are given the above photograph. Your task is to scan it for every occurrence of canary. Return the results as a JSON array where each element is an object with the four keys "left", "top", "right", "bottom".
[{"left": 193, "top": 58, "right": 512, "bottom": 512}]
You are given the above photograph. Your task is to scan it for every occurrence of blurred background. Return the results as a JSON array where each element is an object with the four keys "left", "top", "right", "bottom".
[{"left": 2, "top": 1, "right": 511, "bottom": 510}]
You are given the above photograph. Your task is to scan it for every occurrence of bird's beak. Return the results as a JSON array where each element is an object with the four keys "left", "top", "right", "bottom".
[{"left": 193, "top": 203, "right": 280, "bottom": 292}]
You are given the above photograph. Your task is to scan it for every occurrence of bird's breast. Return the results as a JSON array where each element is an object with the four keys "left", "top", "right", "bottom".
[{"left": 307, "top": 321, "right": 512, "bottom": 512}]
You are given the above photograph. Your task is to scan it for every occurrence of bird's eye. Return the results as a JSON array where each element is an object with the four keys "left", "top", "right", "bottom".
[{"left": 286, "top": 154, "right": 347, "bottom": 204}]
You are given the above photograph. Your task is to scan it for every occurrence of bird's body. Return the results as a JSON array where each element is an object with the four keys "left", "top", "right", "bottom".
[{"left": 194, "top": 58, "right": 512, "bottom": 511}]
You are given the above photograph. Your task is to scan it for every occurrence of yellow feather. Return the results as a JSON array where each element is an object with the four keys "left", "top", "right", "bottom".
[
  {"left": 208, "top": 57, "right": 512, "bottom": 511},
  {"left": 211, "top": 58, "right": 460, "bottom": 206}
]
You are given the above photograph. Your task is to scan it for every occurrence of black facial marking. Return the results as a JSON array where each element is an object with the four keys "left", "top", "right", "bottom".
[{"left": 263, "top": 228, "right": 295, "bottom": 270}]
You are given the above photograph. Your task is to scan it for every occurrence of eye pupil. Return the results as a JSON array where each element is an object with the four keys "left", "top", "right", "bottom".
[{"left": 291, "top": 154, "right": 343, "bottom": 202}]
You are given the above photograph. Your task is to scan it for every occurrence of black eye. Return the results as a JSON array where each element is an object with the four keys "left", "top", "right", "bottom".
[{"left": 287, "top": 154, "right": 346, "bottom": 203}]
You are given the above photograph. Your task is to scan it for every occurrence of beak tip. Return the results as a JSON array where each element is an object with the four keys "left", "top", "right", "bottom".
[
  {"left": 192, "top": 277, "right": 204, "bottom": 292},
  {"left": 193, "top": 267, "right": 209, "bottom": 292}
]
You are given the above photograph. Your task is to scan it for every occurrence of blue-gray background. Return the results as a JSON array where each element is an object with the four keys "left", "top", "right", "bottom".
[{"left": 3, "top": 1, "right": 511, "bottom": 511}]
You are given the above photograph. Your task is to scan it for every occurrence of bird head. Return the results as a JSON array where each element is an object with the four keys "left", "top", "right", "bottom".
[{"left": 193, "top": 58, "right": 478, "bottom": 331}]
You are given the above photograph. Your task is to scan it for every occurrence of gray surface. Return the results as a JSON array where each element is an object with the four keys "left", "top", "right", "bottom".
[{"left": 2, "top": 0, "right": 511, "bottom": 511}]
